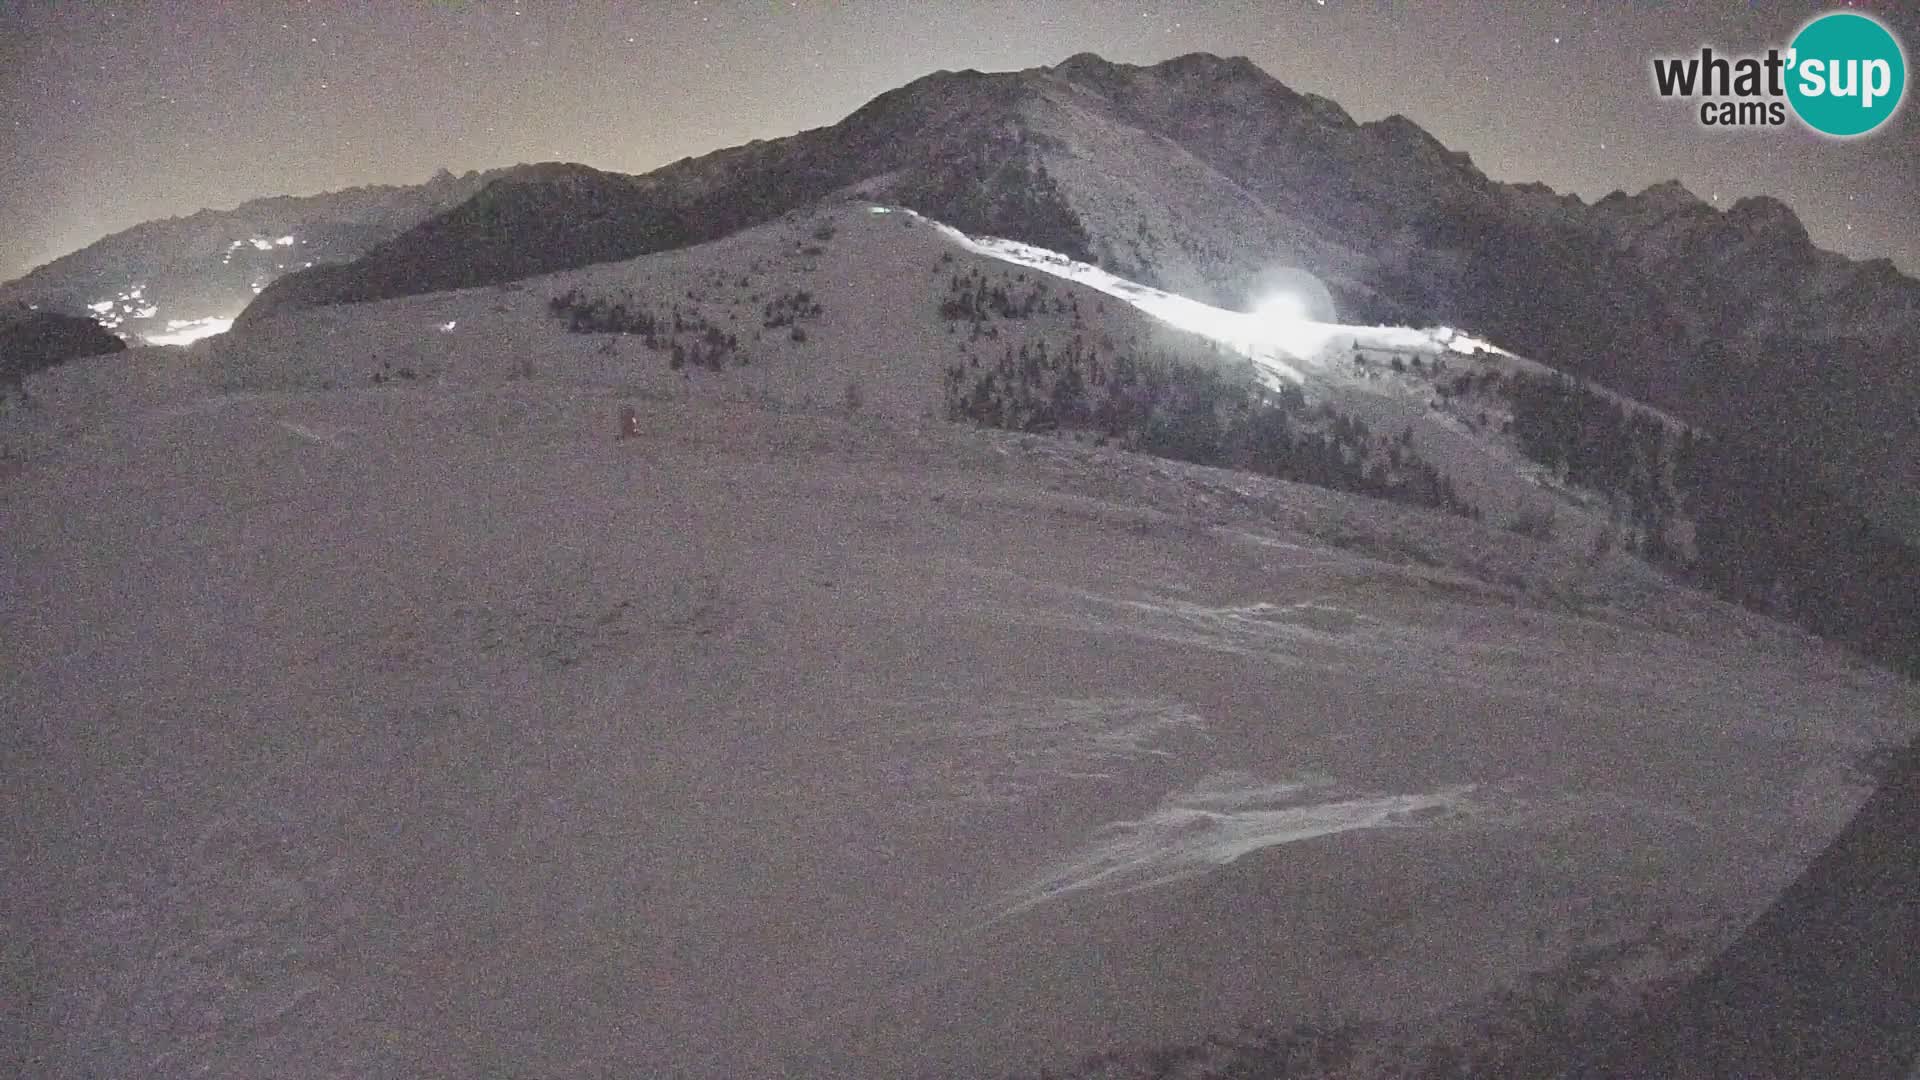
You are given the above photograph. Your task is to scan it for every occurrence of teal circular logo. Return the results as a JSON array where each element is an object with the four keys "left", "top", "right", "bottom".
[{"left": 1786, "top": 12, "right": 1906, "bottom": 137}]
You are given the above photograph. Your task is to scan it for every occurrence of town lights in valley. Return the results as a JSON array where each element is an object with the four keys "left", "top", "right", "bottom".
[{"left": 143, "top": 316, "right": 234, "bottom": 346}]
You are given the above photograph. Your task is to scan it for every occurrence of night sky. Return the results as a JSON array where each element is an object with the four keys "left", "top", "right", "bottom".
[{"left": 3, "top": 1, "right": 1916, "bottom": 282}]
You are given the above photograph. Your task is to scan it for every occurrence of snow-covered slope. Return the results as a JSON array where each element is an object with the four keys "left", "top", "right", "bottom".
[
  {"left": 7, "top": 200, "right": 1918, "bottom": 1077},
  {"left": 914, "top": 206, "right": 1699, "bottom": 546},
  {"left": 205, "top": 202, "right": 1631, "bottom": 516},
  {"left": 170, "top": 197, "right": 1808, "bottom": 588},
  {"left": 6, "top": 380, "right": 1912, "bottom": 1079},
  {"left": 24, "top": 52, "right": 1918, "bottom": 539}
]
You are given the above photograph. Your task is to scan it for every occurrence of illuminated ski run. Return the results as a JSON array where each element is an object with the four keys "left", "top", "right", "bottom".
[{"left": 903, "top": 206, "right": 1512, "bottom": 389}]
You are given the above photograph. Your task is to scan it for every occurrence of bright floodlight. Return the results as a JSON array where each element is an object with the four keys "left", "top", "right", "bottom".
[{"left": 1255, "top": 293, "right": 1310, "bottom": 325}]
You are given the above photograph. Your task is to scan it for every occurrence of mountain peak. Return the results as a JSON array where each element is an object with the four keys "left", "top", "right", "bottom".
[
  {"left": 1150, "top": 52, "right": 1270, "bottom": 86},
  {"left": 1639, "top": 179, "right": 1705, "bottom": 209},
  {"left": 1507, "top": 180, "right": 1589, "bottom": 210},
  {"left": 1726, "top": 194, "right": 1811, "bottom": 248},
  {"left": 1590, "top": 180, "right": 1709, "bottom": 221},
  {"left": 1726, "top": 193, "right": 1801, "bottom": 225},
  {"left": 494, "top": 161, "right": 620, "bottom": 185},
  {"left": 1360, "top": 113, "right": 1476, "bottom": 172},
  {"left": 1369, "top": 113, "right": 1441, "bottom": 145},
  {"left": 1048, "top": 51, "right": 1133, "bottom": 94},
  {"left": 1050, "top": 50, "right": 1268, "bottom": 86},
  {"left": 1054, "top": 51, "right": 1114, "bottom": 74}
]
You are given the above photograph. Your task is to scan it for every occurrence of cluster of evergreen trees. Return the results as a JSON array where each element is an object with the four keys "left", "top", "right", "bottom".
[
  {"left": 547, "top": 288, "right": 745, "bottom": 372},
  {"left": 1496, "top": 371, "right": 1680, "bottom": 557},
  {"left": 938, "top": 267, "right": 1074, "bottom": 323},
  {"left": 761, "top": 289, "right": 823, "bottom": 329},
  {"left": 1498, "top": 367, "right": 1920, "bottom": 676},
  {"left": 941, "top": 336, "right": 1475, "bottom": 520},
  {"left": 548, "top": 288, "right": 661, "bottom": 337},
  {"left": 1677, "top": 434, "right": 1920, "bottom": 677}
]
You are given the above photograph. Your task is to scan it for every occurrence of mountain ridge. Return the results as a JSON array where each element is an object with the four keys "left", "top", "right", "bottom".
[
  {"left": 0, "top": 166, "right": 519, "bottom": 340},
  {"left": 10, "top": 51, "right": 1918, "bottom": 534}
]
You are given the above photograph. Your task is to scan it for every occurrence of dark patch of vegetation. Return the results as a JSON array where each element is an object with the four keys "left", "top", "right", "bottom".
[
  {"left": 0, "top": 308, "right": 126, "bottom": 385},
  {"left": 941, "top": 336, "right": 1476, "bottom": 520},
  {"left": 1379, "top": 197, "right": 1692, "bottom": 402},
  {"left": 762, "top": 289, "right": 823, "bottom": 329},
  {"left": 939, "top": 265, "right": 1056, "bottom": 321},
  {"left": 549, "top": 288, "right": 662, "bottom": 338},
  {"left": 1500, "top": 366, "right": 1920, "bottom": 677},
  {"left": 548, "top": 287, "right": 745, "bottom": 373},
  {"left": 1371, "top": 189, "right": 1920, "bottom": 548},
  {"left": 1502, "top": 371, "right": 1675, "bottom": 548},
  {"left": 369, "top": 358, "right": 419, "bottom": 385},
  {"left": 1505, "top": 504, "right": 1557, "bottom": 542}
]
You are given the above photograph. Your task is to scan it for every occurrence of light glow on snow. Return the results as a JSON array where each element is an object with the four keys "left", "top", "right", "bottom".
[
  {"left": 903, "top": 208, "right": 1358, "bottom": 384},
  {"left": 1436, "top": 327, "right": 1505, "bottom": 356},
  {"left": 143, "top": 316, "right": 233, "bottom": 347},
  {"left": 1255, "top": 292, "right": 1309, "bottom": 326},
  {"left": 275, "top": 235, "right": 296, "bottom": 246},
  {"left": 910, "top": 210, "right": 1313, "bottom": 383},
  {"left": 249, "top": 238, "right": 274, "bottom": 251},
  {"left": 439, "top": 320, "right": 458, "bottom": 332},
  {"left": 899, "top": 205, "right": 1514, "bottom": 390}
]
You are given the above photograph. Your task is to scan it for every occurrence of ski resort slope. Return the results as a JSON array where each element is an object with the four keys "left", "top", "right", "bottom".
[
  {"left": 914, "top": 204, "right": 1494, "bottom": 382},
  {"left": 6, "top": 202, "right": 1918, "bottom": 1078},
  {"left": 194, "top": 198, "right": 1639, "bottom": 541},
  {"left": 915, "top": 205, "right": 1630, "bottom": 533}
]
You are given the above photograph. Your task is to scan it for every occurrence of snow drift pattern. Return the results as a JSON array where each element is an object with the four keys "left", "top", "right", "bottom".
[{"left": 991, "top": 770, "right": 1483, "bottom": 921}]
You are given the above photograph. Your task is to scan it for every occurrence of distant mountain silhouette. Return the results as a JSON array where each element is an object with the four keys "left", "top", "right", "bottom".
[{"left": 0, "top": 167, "right": 514, "bottom": 336}]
